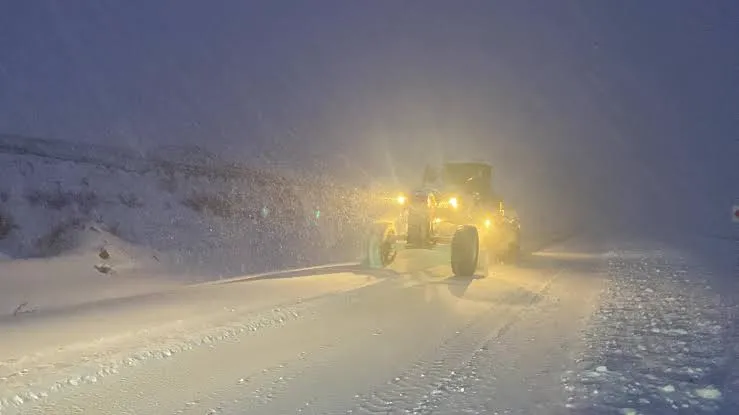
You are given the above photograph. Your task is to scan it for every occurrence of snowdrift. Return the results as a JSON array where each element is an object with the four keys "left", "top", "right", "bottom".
[{"left": 0, "top": 226, "right": 180, "bottom": 316}]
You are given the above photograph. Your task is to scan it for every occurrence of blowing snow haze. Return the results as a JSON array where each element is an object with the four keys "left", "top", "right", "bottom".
[
  {"left": 0, "top": 1, "right": 737, "bottom": 235},
  {"left": 2, "top": 4, "right": 739, "bottom": 414}
]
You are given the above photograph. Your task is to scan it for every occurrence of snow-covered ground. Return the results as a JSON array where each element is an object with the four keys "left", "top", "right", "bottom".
[
  {"left": 563, "top": 235, "right": 739, "bottom": 415},
  {"left": 0, "top": 238, "right": 605, "bottom": 415},
  {"left": 0, "top": 221, "right": 737, "bottom": 414},
  {"left": 0, "top": 265, "right": 381, "bottom": 414}
]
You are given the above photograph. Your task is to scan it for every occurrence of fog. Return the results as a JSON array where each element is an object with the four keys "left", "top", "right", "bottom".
[{"left": 0, "top": 1, "right": 736, "bottom": 236}]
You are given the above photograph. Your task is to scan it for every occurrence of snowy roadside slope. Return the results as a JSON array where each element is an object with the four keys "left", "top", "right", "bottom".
[
  {"left": 0, "top": 135, "right": 373, "bottom": 276},
  {"left": 563, "top": 236, "right": 739, "bottom": 414},
  {"left": 0, "top": 226, "right": 182, "bottom": 317}
]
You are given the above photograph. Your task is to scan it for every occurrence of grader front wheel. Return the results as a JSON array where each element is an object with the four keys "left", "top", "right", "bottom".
[{"left": 365, "top": 222, "right": 398, "bottom": 268}]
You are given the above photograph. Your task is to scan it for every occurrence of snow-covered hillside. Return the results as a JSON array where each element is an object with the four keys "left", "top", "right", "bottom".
[{"left": 0, "top": 136, "right": 374, "bottom": 278}]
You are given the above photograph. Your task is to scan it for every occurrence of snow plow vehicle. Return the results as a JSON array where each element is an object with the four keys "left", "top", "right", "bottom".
[{"left": 365, "top": 161, "right": 521, "bottom": 276}]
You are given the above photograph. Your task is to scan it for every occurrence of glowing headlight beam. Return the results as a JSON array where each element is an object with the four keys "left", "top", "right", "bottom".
[{"left": 449, "top": 197, "right": 459, "bottom": 209}]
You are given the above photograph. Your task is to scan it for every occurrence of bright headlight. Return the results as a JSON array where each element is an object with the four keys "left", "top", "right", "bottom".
[
  {"left": 396, "top": 194, "right": 407, "bottom": 205},
  {"left": 449, "top": 197, "right": 459, "bottom": 209},
  {"left": 484, "top": 218, "right": 492, "bottom": 228}
]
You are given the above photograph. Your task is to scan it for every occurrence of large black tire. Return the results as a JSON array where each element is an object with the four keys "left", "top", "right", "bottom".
[
  {"left": 406, "top": 211, "right": 431, "bottom": 248},
  {"left": 365, "top": 222, "right": 397, "bottom": 268},
  {"left": 451, "top": 225, "right": 479, "bottom": 276}
]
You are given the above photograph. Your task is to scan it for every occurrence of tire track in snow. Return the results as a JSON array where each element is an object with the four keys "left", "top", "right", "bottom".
[
  {"left": 201, "top": 270, "right": 560, "bottom": 415},
  {"left": 0, "top": 276, "right": 388, "bottom": 415},
  {"left": 0, "top": 306, "right": 306, "bottom": 415},
  {"left": 349, "top": 270, "right": 561, "bottom": 415},
  {"left": 169, "top": 278, "right": 438, "bottom": 415}
]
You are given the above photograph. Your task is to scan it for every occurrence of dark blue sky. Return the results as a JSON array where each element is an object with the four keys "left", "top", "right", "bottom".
[{"left": 0, "top": 1, "right": 736, "bottom": 230}]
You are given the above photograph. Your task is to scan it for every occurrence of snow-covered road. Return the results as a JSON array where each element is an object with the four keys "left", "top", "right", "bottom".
[{"left": 1, "top": 234, "right": 736, "bottom": 414}]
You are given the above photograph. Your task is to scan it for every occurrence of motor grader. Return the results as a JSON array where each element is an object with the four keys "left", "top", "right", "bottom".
[{"left": 365, "top": 161, "right": 520, "bottom": 276}]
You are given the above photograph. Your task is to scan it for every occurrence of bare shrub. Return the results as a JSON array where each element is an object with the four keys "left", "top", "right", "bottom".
[
  {"left": 13, "top": 301, "right": 36, "bottom": 316},
  {"left": 106, "top": 222, "right": 123, "bottom": 238},
  {"left": 157, "top": 169, "right": 178, "bottom": 194},
  {"left": 26, "top": 190, "right": 99, "bottom": 213},
  {"left": 118, "top": 192, "right": 144, "bottom": 208},
  {"left": 35, "top": 218, "right": 84, "bottom": 256},
  {"left": 14, "top": 160, "right": 34, "bottom": 176},
  {"left": 158, "top": 177, "right": 177, "bottom": 193},
  {"left": 74, "top": 192, "right": 99, "bottom": 214},
  {"left": 181, "top": 192, "right": 243, "bottom": 218},
  {"left": 0, "top": 211, "right": 13, "bottom": 240},
  {"left": 94, "top": 264, "right": 113, "bottom": 274}
]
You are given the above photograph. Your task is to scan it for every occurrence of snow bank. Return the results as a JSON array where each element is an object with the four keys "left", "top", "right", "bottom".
[{"left": 0, "top": 227, "right": 182, "bottom": 316}]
